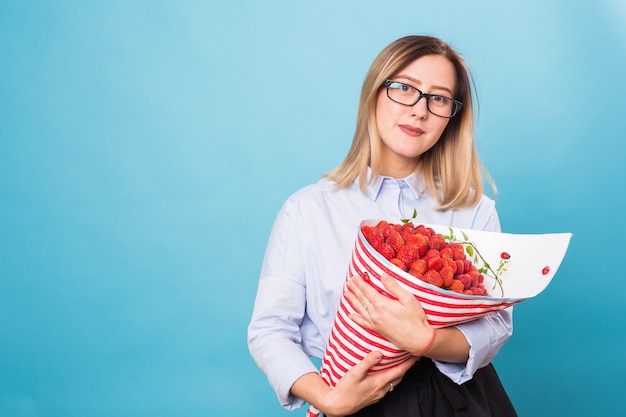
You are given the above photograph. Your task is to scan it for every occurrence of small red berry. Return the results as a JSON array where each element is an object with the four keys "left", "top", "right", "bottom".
[
  {"left": 423, "top": 270, "right": 443, "bottom": 288},
  {"left": 542, "top": 266, "right": 550, "bottom": 275}
]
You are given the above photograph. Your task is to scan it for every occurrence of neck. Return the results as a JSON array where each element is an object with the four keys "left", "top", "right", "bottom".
[{"left": 379, "top": 159, "right": 418, "bottom": 179}]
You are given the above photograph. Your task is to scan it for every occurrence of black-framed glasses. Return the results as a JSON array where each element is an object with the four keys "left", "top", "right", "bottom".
[{"left": 384, "top": 79, "right": 463, "bottom": 118}]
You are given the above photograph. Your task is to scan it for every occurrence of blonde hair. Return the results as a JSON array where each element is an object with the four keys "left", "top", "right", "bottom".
[{"left": 325, "top": 35, "right": 496, "bottom": 210}]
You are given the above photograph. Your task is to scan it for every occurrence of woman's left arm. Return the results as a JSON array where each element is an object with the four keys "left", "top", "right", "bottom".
[{"left": 346, "top": 273, "right": 512, "bottom": 370}]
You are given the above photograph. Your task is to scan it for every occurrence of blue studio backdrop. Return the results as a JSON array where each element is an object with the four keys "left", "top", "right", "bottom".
[{"left": 1, "top": 1, "right": 625, "bottom": 416}]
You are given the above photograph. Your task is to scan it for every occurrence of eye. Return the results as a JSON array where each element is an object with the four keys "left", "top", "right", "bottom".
[
  {"left": 399, "top": 83, "right": 412, "bottom": 93},
  {"left": 430, "top": 95, "right": 447, "bottom": 103}
]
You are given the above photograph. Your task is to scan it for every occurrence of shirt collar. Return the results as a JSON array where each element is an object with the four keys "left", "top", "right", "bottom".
[{"left": 360, "top": 167, "right": 425, "bottom": 201}]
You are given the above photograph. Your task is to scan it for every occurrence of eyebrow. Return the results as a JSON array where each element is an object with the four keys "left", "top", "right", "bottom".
[{"left": 394, "top": 75, "right": 454, "bottom": 96}]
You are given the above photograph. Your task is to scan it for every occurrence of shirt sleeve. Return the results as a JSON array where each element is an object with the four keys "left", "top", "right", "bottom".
[
  {"left": 247, "top": 201, "right": 317, "bottom": 410},
  {"left": 433, "top": 308, "right": 513, "bottom": 384},
  {"left": 433, "top": 195, "right": 513, "bottom": 384}
]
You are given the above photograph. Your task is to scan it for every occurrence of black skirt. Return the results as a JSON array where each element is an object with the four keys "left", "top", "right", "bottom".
[{"left": 343, "top": 358, "right": 517, "bottom": 417}]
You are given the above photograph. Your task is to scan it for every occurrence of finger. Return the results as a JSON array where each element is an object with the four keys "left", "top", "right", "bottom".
[
  {"left": 379, "top": 273, "right": 413, "bottom": 304},
  {"left": 350, "top": 274, "right": 389, "bottom": 303},
  {"left": 346, "top": 275, "right": 369, "bottom": 302},
  {"left": 348, "top": 350, "right": 383, "bottom": 379},
  {"left": 344, "top": 282, "right": 370, "bottom": 316}
]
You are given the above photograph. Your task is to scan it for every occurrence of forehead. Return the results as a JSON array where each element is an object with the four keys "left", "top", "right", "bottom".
[{"left": 393, "top": 55, "right": 457, "bottom": 92}]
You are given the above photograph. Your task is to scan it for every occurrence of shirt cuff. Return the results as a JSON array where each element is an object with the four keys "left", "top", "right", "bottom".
[
  {"left": 274, "top": 358, "right": 319, "bottom": 410},
  {"left": 433, "top": 308, "right": 513, "bottom": 384}
]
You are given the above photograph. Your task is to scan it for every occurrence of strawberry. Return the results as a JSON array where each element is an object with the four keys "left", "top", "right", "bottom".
[
  {"left": 440, "top": 247, "right": 453, "bottom": 259},
  {"left": 454, "top": 259, "right": 465, "bottom": 274},
  {"left": 404, "top": 232, "right": 429, "bottom": 256},
  {"left": 457, "top": 273, "right": 472, "bottom": 290},
  {"left": 397, "top": 244, "right": 420, "bottom": 266},
  {"left": 429, "top": 234, "right": 445, "bottom": 250},
  {"left": 386, "top": 230, "right": 405, "bottom": 253},
  {"left": 450, "top": 279, "right": 464, "bottom": 293},
  {"left": 390, "top": 258, "right": 407, "bottom": 271},
  {"left": 414, "top": 224, "right": 429, "bottom": 236},
  {"left": 441, "top": 257, "right": 457, "bottom": 273},
  {"left": 374, "top": 220, "right": 389, "bottom": 233},
  {"left": 426, "top": 255, "right": 443, "bottom": 272},
  {"left": 450, "top": 244, "right": 466, "bottom": 261},
  {"left": 463, "top": 260, "right": 472, "bottom": 274},
  {"left": 382, "top": 223, "right": 396, "bottom": 239},
  {"left": 379, "top": 243, "right": 396, "bottom": 260},
  {"left": 471, "top": 287, "right": 485, "bottom": 296},
  {"left": 409, "top": 258, "right": 427, "bottom": 275},
  {"left": 423, "top": 270, "right": 443, "bottom": 287},
  {"left": 440, "top": 266, "right": 454, "bottom": 288},
  {"left": 408, "top": 269, "right": 424, "bottom": 281}
]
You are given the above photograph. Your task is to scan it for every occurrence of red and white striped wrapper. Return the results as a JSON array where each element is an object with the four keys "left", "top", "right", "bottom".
[{"left": 306, "top": 220, "right": 571, "bottom": 417}]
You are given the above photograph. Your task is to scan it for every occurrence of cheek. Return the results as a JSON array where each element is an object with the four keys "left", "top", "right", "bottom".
[{"left": 433, "top": 119, "right": 451, "bottom": 138}]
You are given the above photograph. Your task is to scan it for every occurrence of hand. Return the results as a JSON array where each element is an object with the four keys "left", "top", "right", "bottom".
[
  {"left": 345, "top": 273, "right": 435, "bottom": 355},
  {"left": 321, "top": 350, "right": 417, "bottom": 416}
]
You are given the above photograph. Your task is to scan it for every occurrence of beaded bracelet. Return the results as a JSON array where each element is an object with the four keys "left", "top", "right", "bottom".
[{"left": 412, "top": 328, "right": 436, "bottom": 357}]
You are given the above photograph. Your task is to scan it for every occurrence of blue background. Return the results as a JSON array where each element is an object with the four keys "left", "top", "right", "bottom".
[{"left": 1, "top": 0, "right": 625, "bottom": 416}]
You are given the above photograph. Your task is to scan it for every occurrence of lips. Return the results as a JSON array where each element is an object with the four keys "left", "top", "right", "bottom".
[{"left": 399, "top": 124, "right": 425, "bottom": 137}]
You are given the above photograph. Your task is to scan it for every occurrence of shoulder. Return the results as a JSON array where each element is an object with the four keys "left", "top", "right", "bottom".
[
  {"left": 283, "top": 178, "right": 340, "bottom": 205},
  {"left": 470, "top": 193, "right": 500, "bottom": 232}
]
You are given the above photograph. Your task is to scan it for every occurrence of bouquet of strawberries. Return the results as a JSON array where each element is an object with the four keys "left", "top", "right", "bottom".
[{"left": 306, "top": 219, "right": 571, "bottom": 417}]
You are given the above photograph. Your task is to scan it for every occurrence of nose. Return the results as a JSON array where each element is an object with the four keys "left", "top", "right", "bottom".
[{"left": 410, "top": 95, "right": 428, "bottom": 118}]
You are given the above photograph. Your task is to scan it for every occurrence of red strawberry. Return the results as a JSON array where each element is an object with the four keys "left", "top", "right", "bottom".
[
  {"left": 378, "top": 243, "right": 396, "bottom": 260},
  {"left": 382, "top": 223, "right": 396, "bottom": 239},
  {"left": 471, "top": 287, "right": 485, "bottom": 296},
  {"left": 454, "top": 259, "right": 465, "bottom": 274},
  {"left": 440, "top": 247, "right": 453, "bottom": 259},
  {"left": 404, "top": 232, "right": 429, "bottom": 257},
  {"left": 423, "top": 270, "right": 443, "bottom": 287},
  {"left": 374, "top": 220, "right": 389, "bottom": 233},
  {"left": 441, "top": 257, "right": 457, "bottom": 273},
  {"left": 390, "top": 258, "right": 407, "bottom": 271},
  {"left": 457, "top": 273, "right": 472, "bottom": 290},
  {"left": 450, "top": 279, "right": 464, "bottom": 293},
  {"left": 362, "top": 226, "right": 385, "bottom": 249},
  {"left": 415, "top": 224, "right": 429, "bottom": 236},
  {"left": 440, "top": 266, "right": 454, "bottom": 288},
  {"left": 463, "top": 260, "right": 472, "bottom": 274},
  {"left": 397, "top": 244, "right": 420, "bottom": 266},
  {"left": 450, "top": 244, "right": 466, "bottom": 260},
  {"left": 386, "top": 230, "right": 405, "bottom": 253},
  {"left": 401, "top": 222, "right": 414, "bottom": 235},
  {"left": 410, "top": 258, "right": 427, "bottom": 275},
  {"left": 426, "top": 255, "right": 442, "bottom": 272},
  {"left": 408, "top": 269, "right": 424, "bottom": 281},
  {"left": 429, "top": 234, "right": 445, "bottom": 250}
]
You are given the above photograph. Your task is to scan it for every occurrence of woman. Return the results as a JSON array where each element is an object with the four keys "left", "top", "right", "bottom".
[{"left": 248, "top": 35, "right": 517, "bottom": 417}]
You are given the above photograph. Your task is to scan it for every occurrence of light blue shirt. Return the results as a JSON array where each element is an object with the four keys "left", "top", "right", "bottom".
[{"left": 247, "top": 172, "right": 513, "bottom": 410}]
